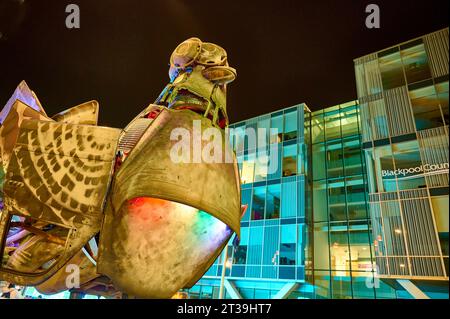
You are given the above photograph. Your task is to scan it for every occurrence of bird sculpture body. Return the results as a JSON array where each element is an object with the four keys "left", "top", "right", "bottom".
[{"left": 0, "top": 38, "right": 242, "bottom": 298}]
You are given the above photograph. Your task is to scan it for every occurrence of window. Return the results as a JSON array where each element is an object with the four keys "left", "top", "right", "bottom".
[
  {"left": 331, "top": 274, "right": 352, "bottom": 299},
  {"left": 325, "top": 109, "right": 341, "bottom": 140},
  {"left": 343, "top": 137, "right": 363, "bottom": 176},
  {"left": 313, "top": 180, "right": 327, "bottom": 222},
  {"left": 346, "top": 176, "right": 368, "bottom": 220},
  {"left": 328, "top": 179, "right": 346, "bottom": 221},
  {"left": 248, "top": 227, "right": 263, "bottom": 266},
  {"left": 265, "top": 184, "right": 281, "bottom": 219},
  {"left": 282, "top": 144, "right": 297, "bottom": 177},
  {"left": 313, "top": 271, "right": 331, "bottom": 299},
  {"left": 257, "top": 117, "right": 270, "bottom": 147},
  {"left": 330, "top": 222, "right": 350, "bottom": 273},
  {"left": 280, "top": 244, "right": 296, "bottom": 265},
  {"left": 368, "top": 144, "right": 396, "bottom": 192},
  {"left": 312, "top": 143, "right": 326, "bottom": 180},
  {"left": 251, "top": 186, "right": 265, "bottom": 220},
  {"left": 340, "top": 105, "right": 360, "bottom": 138},
  {"left": 379, "top": 48, "right": 406, "bottom": 90},
  {"left": 281, "top": 179, "right": 297, "bottom": 218},
  {"left": 241, "top": 189, "right": 252, "bottom": 222},
  {"left": 270, "top": 113, "right": 283, "bottom": 144},
  {"left": 351, "top": 273, "right": 375, "bottom": 299},
  {"left": 298, "top": 143, "right": 306, "bottom": 176},
  {"left": 254, "top": 150, "right": 268, "bottom": 182},
  {"left": 200, "top": 285, "right": 213, "bottom": 299},
  {"left": 326, "top": 141, "right": 343, "bottom": 178},
  {"left": 267, "top": 144, "right": 282, "bottom": 180},
  {"left": 233, "top": 246, "right": 247, "bottom": 264},
  {"left": 241, "top": 153, "right": 255, "bottom": 184},
  {"left": 400, "top": 40, "right": 432, "bottom": 84},
  {"left": 280, "top": 224, "right": 296, "bottom": 265},
  {"left": 297, "top": 224, "right": 305, "bottom": 265},
  {"left": 348, "top": 222, "right": 373, "bottom": 272},
  {"left": 392, "top": 140, "right": 426, "bottom": 190},
  {"left": 244, "top": 122, "right": 257, "bottom": 151},
  {"left": 436, "top": 79, "right": 449, "bottom": 125},
  {"left": 409, "top": 82, "right": 445, "bottom": 130},
  {"left": 311, "top": 113, "right": 325, "bottom": 144},
  {"left": 314, "top": 223, "right": 330, "bottom": 270},
  {"left": 283, "top": 109, "right": 298, "bottom": 141},
  {"left": 262, "top": 226, "right": 279, "bottom": 265},
  {"left": 233, "top": 126, "right": 245, "bottom": 154}
]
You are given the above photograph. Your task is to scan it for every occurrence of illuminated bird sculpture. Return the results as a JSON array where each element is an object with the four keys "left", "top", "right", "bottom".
[{"left": 0, "top": 38, "right": 242, "bottom": 298}]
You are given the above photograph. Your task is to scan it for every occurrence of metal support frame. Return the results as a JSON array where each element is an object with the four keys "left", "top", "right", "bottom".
[
  {"left": 272, "top": 282, "right": 299, "bottom": 299},
  {"left": 223, "top": 279, "right": 242, "bottom": 299},
  {"left": 397, "top": 280, "right": 430, "bottom": 299}
]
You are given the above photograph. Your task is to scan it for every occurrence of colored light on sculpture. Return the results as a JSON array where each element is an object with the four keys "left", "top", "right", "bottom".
[
  {"left": 103, "top": 197, "right": 233, "bottom": 297},
  {"left": 0, "top": 37, "right": 240, "bottom": 298},
  {"left": 127, "top": 197, "right": 232, "bottom": 253}
]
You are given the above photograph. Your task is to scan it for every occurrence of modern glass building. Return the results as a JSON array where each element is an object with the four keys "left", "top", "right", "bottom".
[
  {"left": 182, "top": 28, "right": 448, "bottom": 300},
  {"left": 7, "top": 29, "right": 447, "bottom": 300},
  {"left": 308, "top": 101, "right": 396, "bottom": 299},
  {"left": 181, "top": 103, "right": 315, "bottom": 299},
  {"left": 354, "top": 28, "right": 449, "bottom": 297},
  {"left": 183, "top": 101, "right": 398, "bottom": 299}
]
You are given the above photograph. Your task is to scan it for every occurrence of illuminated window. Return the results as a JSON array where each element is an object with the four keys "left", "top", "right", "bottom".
[
  {"left": 343, "top": 137, "right": 363, "bottom": 176},
  {"left": 280, "top": 225, "right": 296, "bottom": 265},
  {"left": 241, "top": 153, "right": 255, "bottom": 184},
  {"left": 254, "top": 151, "right": 268, "bottom": 182},
  {"left": 313, "top": 180, "right": 328, "bottom": 222},
  {"left": 257, "top": 117, "right": 270, "bottom": 146},
  {"left": 392, "top": 140, "right": 426, "bottom": 190},
  {"left": 379, "top": 48, "right": 406, "bottom": 90},
  {"left": 436, "top": 79, "right": 449, "bottom": 125},
  {"left": 328, "top": 179, "right": 346, "bottom": 221},
  {"left": 330, "top": 222, "right": 350, "bottom": 274},
  {"left": 346, "top": 176, "right": 368, "bottom": 220},
  {"left": 244, "top": 123, "right": 257, "bottom": 151},
  {"left": 270, "top": 113, "right": 283, "bottom": 144},
  {"left": 409, "top": 81, "right": 445, "bottom": 130},
  {"left": 233, "top": 246, "right": 247, "bottom": 264},
  {"left": 283, "top": 109, "right": 298, "bottom": 141},
  {"left": 251, "top": 186, "right": 265, "bottom": 220},
  {"left": 314, "top": 223, "right": 330, "bottom": 269},
  {"left": 348, "top": 222, "right": 373, "bottom": 272},
  {"left": 400, "top": 40, "right": 432, "bottom": 84},
  {"left": 326, "top": 141, "right": 343, "bottom": 178},
  {"left": 241, "top": 189, "right": 252, "bottom": 222},
  {"left": 325, "top": 108, "right": 341, "bottom": 140},
  {"left": 311, "top": 113, "right": 325, "bottom": 144},
  {"left": 234, "top": 126, "right": 245, "bottom": 153},
  {"left": 282, "top": 144, "right": 297, "bottom": 177},
  {"left": 312, "top": 143, "right": 326, "bottom": 180},
  {"left": 265, "top": 184, "right": 280, "bottom": 219},
  {"left": 368, "top": 144, "right": 396, "bottom": 192},
  {"left": 267, "top": 144, "right": 282, "bottom": 180},
  {"left": 340, "top": 105, "right": 360, "bottom": 138}
]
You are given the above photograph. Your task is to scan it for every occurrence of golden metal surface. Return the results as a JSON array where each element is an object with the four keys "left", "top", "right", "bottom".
[
  {"left": 0, "top": 37, "right": 240, "bottom": 298},
  {"left": 52, "top": 101, "right": 99, "bottom": 125}
]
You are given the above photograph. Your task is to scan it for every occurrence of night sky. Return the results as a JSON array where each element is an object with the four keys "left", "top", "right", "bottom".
[{"left": 0, "top": 0, "right": 448, "bottom": 128}]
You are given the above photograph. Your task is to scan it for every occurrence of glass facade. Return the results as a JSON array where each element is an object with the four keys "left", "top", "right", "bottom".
[
  {"left": 307, "top": 101, "right": 396, "bottom": 299},
  {"left": 182, "top": 28, "right": 449, "bottom": 300},
  {"left": 354, "top": 28, "right": 449, "bottom": 281},
  {"left": 182, "top": 104, "right": 313, "bottom": 299}
]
